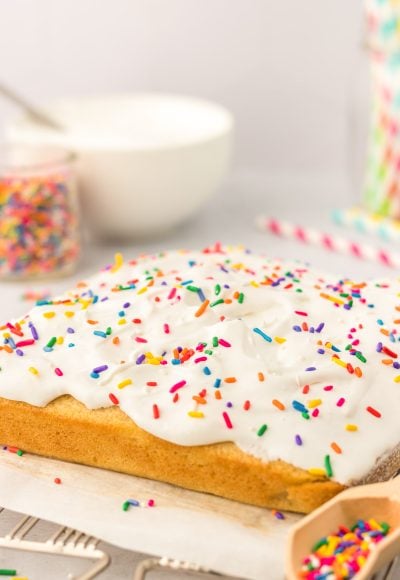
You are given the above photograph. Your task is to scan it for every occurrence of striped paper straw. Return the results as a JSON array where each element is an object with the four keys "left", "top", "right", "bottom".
[
  {"left": 332, "top": 206, "right": 400, "bottom": 242},
  {"left": 256, "top": 215, "right": 400, "bottom": 269}
]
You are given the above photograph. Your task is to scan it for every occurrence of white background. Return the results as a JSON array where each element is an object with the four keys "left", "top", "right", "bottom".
[{"left": 0, "top": 0, "right": 366, "bottom": 191}]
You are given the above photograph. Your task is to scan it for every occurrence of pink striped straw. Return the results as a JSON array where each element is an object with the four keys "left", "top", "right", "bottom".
[{"left": 256, "top": 215, "right": 400, "bottom": 269}]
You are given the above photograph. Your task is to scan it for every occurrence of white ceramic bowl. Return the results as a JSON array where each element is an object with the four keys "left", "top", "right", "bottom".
[{"left": 6, "top": 94, "right": 234, "bottom": 239}]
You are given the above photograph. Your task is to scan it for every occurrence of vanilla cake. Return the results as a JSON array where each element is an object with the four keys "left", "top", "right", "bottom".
[{"left": 1, "top": 244, "right": 399, "bottom": 513}]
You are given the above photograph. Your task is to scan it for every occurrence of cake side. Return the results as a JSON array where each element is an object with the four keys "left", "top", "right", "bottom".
[{"left": 0, "top": 394, "right": 344, "bottom": 513}]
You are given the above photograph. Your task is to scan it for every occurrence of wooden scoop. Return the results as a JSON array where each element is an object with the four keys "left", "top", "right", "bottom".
[{"left": 285, "top": 478, "right": 400, "bottom": 579}]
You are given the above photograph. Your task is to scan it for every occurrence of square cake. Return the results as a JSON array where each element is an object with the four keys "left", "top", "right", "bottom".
[{"left": 1, "top": 245, "right": 398, "bottom": 513}]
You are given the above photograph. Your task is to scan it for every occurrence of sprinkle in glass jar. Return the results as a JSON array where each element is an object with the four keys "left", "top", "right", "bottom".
[{"left": 0, "top": 144, "right": 80, "bottom": 279}]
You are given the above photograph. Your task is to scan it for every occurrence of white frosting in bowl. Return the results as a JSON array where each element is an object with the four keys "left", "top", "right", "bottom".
[
  {"left": 1, "top": 245, "right": 400, "bottom": 485},
  {"left": 8, "top": 94, "right": 234, "bottom": 151}
]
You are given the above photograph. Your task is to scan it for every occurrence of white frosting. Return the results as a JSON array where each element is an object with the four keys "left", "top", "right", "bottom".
[{"left": 1, "top": 246, "right": 400, "bottom": 485}]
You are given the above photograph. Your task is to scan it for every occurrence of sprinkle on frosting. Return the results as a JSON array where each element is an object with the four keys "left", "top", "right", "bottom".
[{"left": 1, "top": 245, "right": 400, "bottom": 485}]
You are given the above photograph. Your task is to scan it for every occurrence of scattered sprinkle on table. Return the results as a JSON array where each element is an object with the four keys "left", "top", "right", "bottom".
[
  {"left": 122, "top": 498, "right": 156, "bottom": 510},
  {"left": 20, "top": 290, "right": 51, "bottom": 302},
  {"left": 3, "top": 446, "right": 24, "bottom": 456}
]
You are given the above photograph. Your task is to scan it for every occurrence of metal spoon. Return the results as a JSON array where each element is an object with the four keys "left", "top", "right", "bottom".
[
  {"left": 0, "top": 82, "right": 64, "bottom": 131},
  {"left": 286, "top": 478, "right": 400, "bottom": 579}
]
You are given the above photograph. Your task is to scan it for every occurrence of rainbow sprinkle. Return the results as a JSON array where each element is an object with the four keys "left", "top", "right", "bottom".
[
  {"left": 299, "top": 519, "right": 391, "bottom": 579},
  {"left": 122, "top": 497, "right": 156, "bottom": 510},
  {"left": 0, "top": 167, "right": 80, "bottom": 278}
]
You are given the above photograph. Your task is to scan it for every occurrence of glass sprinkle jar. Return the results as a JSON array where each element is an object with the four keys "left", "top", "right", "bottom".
[{"left": 0, "top": 144, "right": 80, "bottom": 279}]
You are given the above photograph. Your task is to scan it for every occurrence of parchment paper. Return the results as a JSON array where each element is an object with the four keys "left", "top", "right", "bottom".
[{"left": 0, "top": 451, "right": 301, "bottom": 579}]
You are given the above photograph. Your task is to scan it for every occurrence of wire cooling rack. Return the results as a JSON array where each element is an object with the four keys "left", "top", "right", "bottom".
[
  {"left": 0, "top": 507, "right": 109, "bottom": 579},
  {"left": 0, "top": 507, "right": 239, "bottom": 579},
  {"left": 0, "top": 506, "right": 398, "bottom": 579},
  {"left": 133, "top": 555, "right": 399, "bottom": 579}
]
